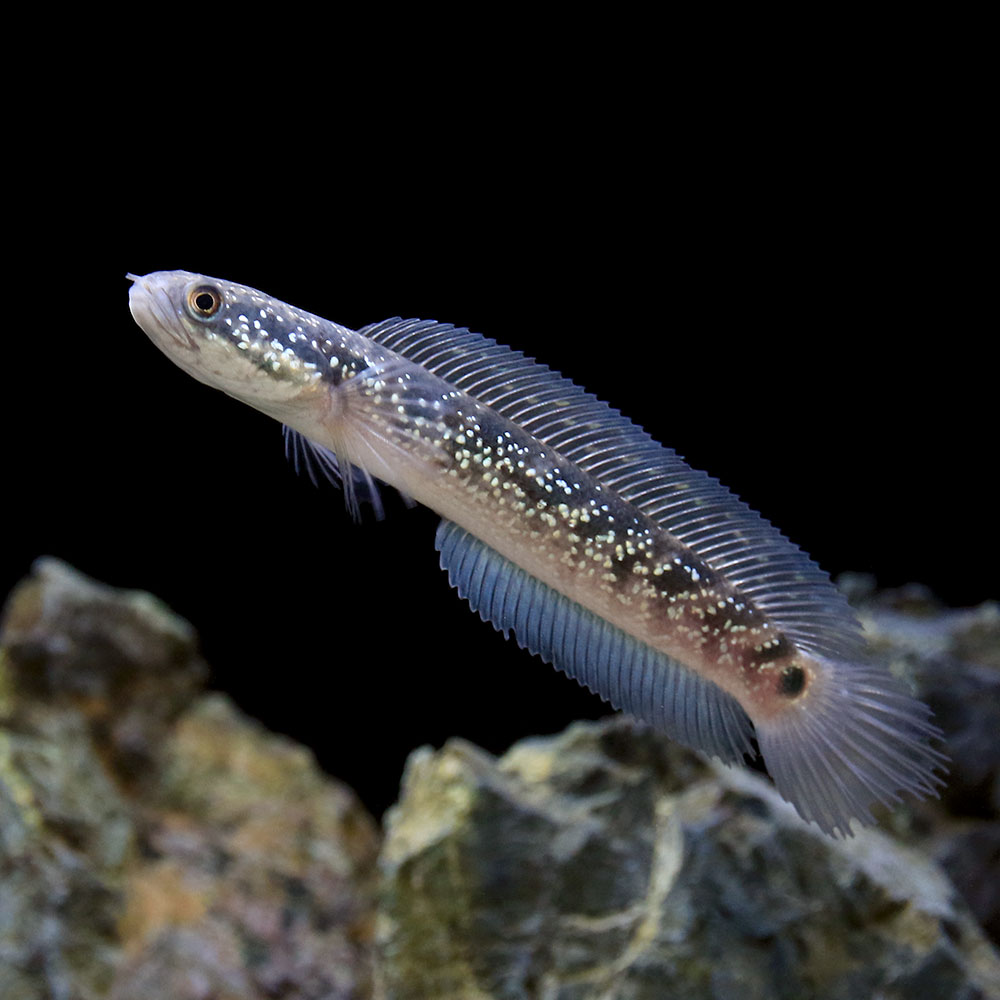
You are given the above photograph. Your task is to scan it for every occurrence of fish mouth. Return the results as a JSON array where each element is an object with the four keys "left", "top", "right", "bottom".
[{"left": 128, "top": 273, "right": 200, "bottom": 353}]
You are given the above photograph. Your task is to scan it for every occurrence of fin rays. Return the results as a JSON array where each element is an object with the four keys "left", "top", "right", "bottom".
[
  {"left": 435, "top": 519, "right": 757, "bottom": 766},
  {"left": 754, "top": 657, "right": 946, "bottom": 836},
  {"left": 282, "top": 426, "right": 385, "bottom": 520},
  {"left": 349, "top": 320, "right": 946, "bottom": 837},
  {"left": 362, "top": 318, "right": 867, "bottom": 662}
]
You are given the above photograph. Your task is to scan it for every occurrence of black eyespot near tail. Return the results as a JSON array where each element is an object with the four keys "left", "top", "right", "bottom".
[{"left": 753, "top": 655, "right": 947, "bottom": 837}]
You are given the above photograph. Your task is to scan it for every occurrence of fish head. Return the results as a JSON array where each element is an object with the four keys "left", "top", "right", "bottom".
[{"left": 128, "top": 270, "right": 331, "bottom": 420}]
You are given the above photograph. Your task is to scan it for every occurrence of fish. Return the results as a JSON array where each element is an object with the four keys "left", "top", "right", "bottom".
[{"left": 128, "top": 269, "right": 946, "bottom": 837}]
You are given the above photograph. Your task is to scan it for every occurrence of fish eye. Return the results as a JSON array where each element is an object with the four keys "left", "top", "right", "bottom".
[
  {"left": 778, "top": 664, "right": 807, "bottom": 697},
  {"left": 186, "top": 285, "right": 223, "bottom": 320}
]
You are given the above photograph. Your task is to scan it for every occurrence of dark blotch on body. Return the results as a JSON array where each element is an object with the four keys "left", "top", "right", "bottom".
[
  {"left": 291, "top": 343, "right": 327, "bottom": 369},
  {"left": 756, "top": 635, "right": 791, "bottom": 663}
]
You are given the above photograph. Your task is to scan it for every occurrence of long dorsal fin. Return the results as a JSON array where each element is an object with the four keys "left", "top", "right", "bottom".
[{"left": 361, "top": 318, "right": 867, "bottom": 661}]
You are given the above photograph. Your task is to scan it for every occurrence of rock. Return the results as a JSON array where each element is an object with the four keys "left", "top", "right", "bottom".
[
  {"left": 4, "top": 558, "right": 999, "bottom": 999},
  {"left": 0, "top": 557, "right": 207, "bottom": 786},
  {"left": 0, "top": 708, "right": 133, "bottom": 1000},
  {"left": 0, "top": 559, "right": 380, "bottom": 1000},
  {"left": 111, "top": 695, "right": 379, "bottom": 1000},
  {"left": 850, "top": 583, "right": 1000, "bottom": 941},
  {"left": 377, "top": 720, "right": 1000, "bottom": 1000}
]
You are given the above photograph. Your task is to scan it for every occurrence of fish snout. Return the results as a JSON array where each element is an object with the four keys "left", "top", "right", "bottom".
[{"left": 128, "top": 272, "right": 201, "bottom": 353}]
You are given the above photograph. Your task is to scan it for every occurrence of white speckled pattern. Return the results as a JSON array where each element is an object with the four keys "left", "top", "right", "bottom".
[{"left": 129, "top": 270, "right": 946, "bottom": 837}]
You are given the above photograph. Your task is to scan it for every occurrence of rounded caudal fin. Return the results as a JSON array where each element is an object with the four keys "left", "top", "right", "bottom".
[{"left": 753, "top": 656, "right": 947, "bottom": 837}]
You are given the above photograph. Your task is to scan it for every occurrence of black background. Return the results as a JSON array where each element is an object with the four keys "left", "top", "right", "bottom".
[{"left": 5, "top": 51, "right": 992, "bottom": 820}]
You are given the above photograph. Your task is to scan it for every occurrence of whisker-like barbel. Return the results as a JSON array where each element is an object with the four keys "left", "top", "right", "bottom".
[{"left": 128, "top": 269, "right": 946, "bottom": 837}]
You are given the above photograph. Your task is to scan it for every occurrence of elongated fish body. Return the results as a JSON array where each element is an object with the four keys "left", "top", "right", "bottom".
[{"left": 128, "top": 270, "right": 945, "bottom": 836}]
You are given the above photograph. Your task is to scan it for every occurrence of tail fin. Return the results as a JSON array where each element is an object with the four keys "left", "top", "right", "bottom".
[{"left": 754, "top": 655, "right": 947, "bottom": 837}]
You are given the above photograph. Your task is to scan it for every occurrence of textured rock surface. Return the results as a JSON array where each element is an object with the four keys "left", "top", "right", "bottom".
[
  {"left": 377, "top": 721, "right": 1000, "bottom": 1000},
  {"left": 0, "top": 556, "right": 208, "bottom": 789},
  {"left": 1, "top": 559, "right": 379, "bottom": 1000},
  {"left": 110, "top": 695, "right": 380, "bottom": 1000},
  {"left": 0, "top": 704, "right": 132, "bottom": 1000},
  {"left": 2, "top": 559, "right": 998, "bottom": 1000},
  {"left": 845, "top": 576, "right": 1000, "bottom": 944},
  {"left": 376, "top": 580, "right": 1000, "bottom": 999}
]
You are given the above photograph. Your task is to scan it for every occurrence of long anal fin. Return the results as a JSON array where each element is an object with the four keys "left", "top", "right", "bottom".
[{"left": 435, "top": 520, "right": 756, "bottom": 765}]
